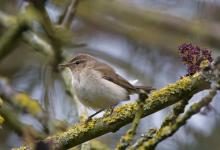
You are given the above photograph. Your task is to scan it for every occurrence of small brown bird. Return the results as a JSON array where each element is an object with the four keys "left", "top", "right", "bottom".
[{"left": 60, "top": 53, "right": 153, "bottom": 117}]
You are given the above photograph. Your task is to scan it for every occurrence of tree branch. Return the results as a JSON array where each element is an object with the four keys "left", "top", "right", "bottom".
[
  {"left": 61, "top": 0, "right": 80, "bottom": 28},
  {"left": 43, "top": 73, "right": 209, "bottom": 149},
  {"left": 116, "top": 93, "right": 147, "bottom": 149},
  {"left": 140, "top": 87, "right": 217, "bottom": 149},
  {"left": 0, "top": 17, "right": 27, "bottom": 61},
  {"left": 76, "top": 0, "right": 220, "bottom": 53},
  {"left": 0, "top": 103, "right": 45, "bottom": 139}
]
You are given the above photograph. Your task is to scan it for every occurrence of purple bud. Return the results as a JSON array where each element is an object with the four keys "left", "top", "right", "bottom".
[{"left": 178, "top": 43, "right": 213, "bottom": 76}]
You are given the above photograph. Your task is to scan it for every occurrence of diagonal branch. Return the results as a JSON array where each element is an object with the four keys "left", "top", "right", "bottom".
[
  {"left": 0, "top": 17, "right": 27, "bottom": 61},
  {"left": 140, "top": 87, "right": 217, "bottom": 149},
  {"left": 43, "top": 73, "right": 209, "bottom": 149},
  {"left": 61, "top": 0, "right": 80, "bottom": 28}
]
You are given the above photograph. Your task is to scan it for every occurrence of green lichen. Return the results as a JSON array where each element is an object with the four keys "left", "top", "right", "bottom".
[
  {"left": 12, "top": 146, "right": 29, "bottom": 150},
  {"left": 200, "top": 59, "right": 209, "bottom": 69},
  {"left": 0, "top": 115, "right": 4, "bottom": 125},
  {"left": 148, "top": 73, "right": 200, "bottom": 103},
  {"left": 0, "top": 97, "right": 3, "bottom": 107},
  {"left": 150, "top": 76, "right": 190, "bottom": 99},
  {"left": 13, "top": 93, "right": 42, "bottom": 116},
  {"left": 47, "top": 119, "right": 98, "bottom": 147},
  {"left": 90, "top": 140, "right": 111, "bottom": 150},
  {"left": 103, "top": 103, "right": 137, "bottom": 124}
]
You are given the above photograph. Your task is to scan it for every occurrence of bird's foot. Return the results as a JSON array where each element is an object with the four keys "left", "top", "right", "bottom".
[
  {"left": 103, "top": 106, "right": 115, "bottom": 117},
  {"left": 85, "top": 109, "right": 105, "bottom": 123}
]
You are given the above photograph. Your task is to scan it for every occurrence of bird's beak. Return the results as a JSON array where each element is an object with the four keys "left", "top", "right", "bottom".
[{"left": 58, "top": 62, "right": 72, "bottom": 68}]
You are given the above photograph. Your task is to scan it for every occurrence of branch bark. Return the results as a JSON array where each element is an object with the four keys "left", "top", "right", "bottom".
[
  {"left": 43, "top": 73, "right": 209, "bottom": 149},
  {"left": 140, "top": 88, "right": 217, "bottom": 149},
  {"left": 0, "top": 18, "right": 27, "bottom": 61}
]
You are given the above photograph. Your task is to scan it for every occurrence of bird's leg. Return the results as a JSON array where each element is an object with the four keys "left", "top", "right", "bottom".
[
  {"left": 85, "top": 108, "right": 105, "bottom": 123},
  {"left": 104, "top": 105, "right": 116, "bottom": 117},
  {"left": 86, "top": 105, "right": 116, "bottom": 123}
]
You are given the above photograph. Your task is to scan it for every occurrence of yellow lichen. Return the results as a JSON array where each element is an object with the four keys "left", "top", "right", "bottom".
[
  {"left": 200, "top": 59, "right": 210, "bottom": 69},
  {"left": 12, "top": 146, "right": 28, "bottom": 150},
  {"left": 13, "top": 93, "right": 42, "bottom": 116},
  {"left": 103, "top": 103, "right": 137, "bottom": 124},
  {"left": 90, "top": 140, "right": 111, "bottom": 150},
  {"left": 0, "top": 97, "right": 3, "bottom": 107},
  {"left": 0, "top": 115, "right": 4, "bottom": 125},
  {"left": 149, "top": 75, "right": 193, "bottom": 101}
]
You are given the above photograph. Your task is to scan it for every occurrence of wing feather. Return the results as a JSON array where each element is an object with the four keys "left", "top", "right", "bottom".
[{"left": 93, "top": 61, "right": 136, "bottom": 93}]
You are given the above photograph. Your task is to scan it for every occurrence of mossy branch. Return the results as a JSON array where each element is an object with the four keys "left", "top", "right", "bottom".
[
  {"left": 128, "top": 129, "right": 157, "bottom": 150},
  {"left": 128, "top": 98, "right": 189, "bottom": 150},
  {"left": 0, "top": 17, "right": 27, "bottom": 61},
  {"left": 0, "top": 103, "right": 45, "bottom": 139},
  {"left": 139, "top": 88, "right": 217, "bottom": 149},
  {"left": 25, "top": 3, "right": 63, "bottom": 69},
  {"left": 0, "top": 77, "right": 50, "bottom": 133},
  {"left": 40, "top": 73, "right": 209, "bottom": 149},
  {"left": 160, "top": 97, "right": 190, "bottom": 128},
  {"left": 116, "top": 93, "right": 148, "bottom": 150}
]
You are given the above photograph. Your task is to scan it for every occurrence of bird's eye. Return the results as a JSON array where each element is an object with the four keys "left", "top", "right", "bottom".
[{"left": 74, "top": 60, "right": 83, "bottom": 65}]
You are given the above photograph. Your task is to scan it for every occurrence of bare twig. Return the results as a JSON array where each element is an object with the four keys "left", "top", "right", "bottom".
[{"left": 61, "top": 0, "right": 80, "bottom": 28}]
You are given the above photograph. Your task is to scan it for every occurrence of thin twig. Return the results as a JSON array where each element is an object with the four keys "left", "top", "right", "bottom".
[
  {"left": 128, "top": 129, "right": 157, "bottom": 150},
  {"left": 116, "top": 93, "right": 147, "bottom": 150},
  {"left": 160, "top": 97, "right": 190, "bottom": 128},
  {"left": 61, "top": 0, "right": 80, "bottom": 28}
]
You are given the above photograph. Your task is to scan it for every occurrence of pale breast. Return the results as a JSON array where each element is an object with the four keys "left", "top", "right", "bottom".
[{"left": 71, "top": 69, "right": 129, "bottom": 110}]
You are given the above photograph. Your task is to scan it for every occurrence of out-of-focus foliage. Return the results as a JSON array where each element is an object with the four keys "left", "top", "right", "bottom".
[{"left": 0, "top": 0, "right": 220, "bottom": 150}]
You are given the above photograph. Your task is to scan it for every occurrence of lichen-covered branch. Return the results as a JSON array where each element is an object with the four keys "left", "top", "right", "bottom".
[
  {"left": 116, "top": 93, "right": 147, "bottom": 150},
  {"left": 0, "top": 76, "right": 49, "bottom": 133},
  {"left": 160, "top": 98, "right": 189, "bottom": 128},
  {"left": 0, "top": 11, "right": 54, "bottom": 57},
  {"left": 128, "top": 129, "right": 157, "bottom": 150},
  {"left": 139, "top": 88, "right": 217, "bottom": 150},
  {"left": 25, "top": 3, "right": 63, "bottom": 68},
  {"left": 42, "top": 73, "right": 209, "bottom": 149},
  {"left": 0, "top": 17, "right": 27, "bottom": 61},
  {"left": 136, "top": 57, "right": 220, "bottom": 149},
  {"left": 0, "top": 103, "right": 45, "bottom": 139},
  {"left": 0, "top": 98, "right": 4, "bottom": 127}
]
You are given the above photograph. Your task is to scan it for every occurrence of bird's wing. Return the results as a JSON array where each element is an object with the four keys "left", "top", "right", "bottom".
[{"left": 94, "top": 61, "right": 136, "bottom": 93}]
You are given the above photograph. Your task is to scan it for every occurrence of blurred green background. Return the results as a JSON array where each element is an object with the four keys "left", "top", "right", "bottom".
[{"left": 0, "top": 0, "right": 220, "bottom": 149}]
